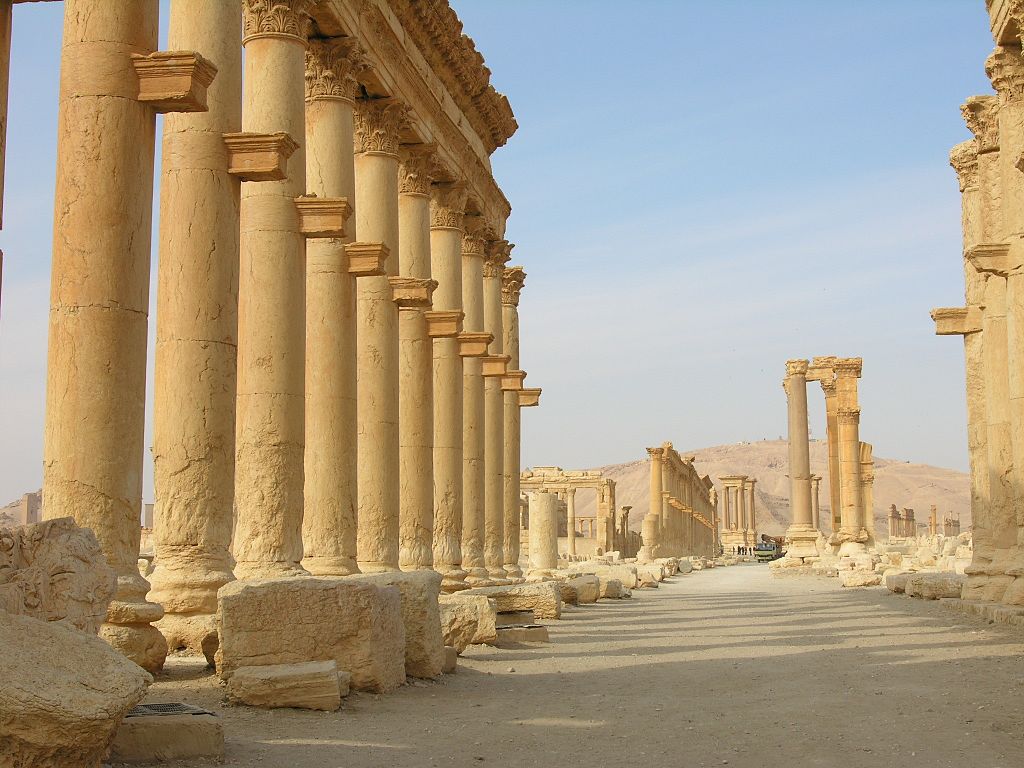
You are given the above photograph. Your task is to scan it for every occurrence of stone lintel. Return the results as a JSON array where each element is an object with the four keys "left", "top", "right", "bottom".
[
  {"left": 425, "top": 310, "right": 464, "bottom": 338},
  {"left": 132, "top": 51, "right": 217, "bottom": 113},
  {"left": 481, "top": 354, "right": 511, "bottom": 377},
  {"left": 931, "top": 306, "right": 982, "bottom": 336},
  {"left": 518, "top": 387, "right": 542, "bottom": 408},
  {"left": 223, "top": 132, "right": 299, "bottom": 182},
  {"left": 389, "top": 276, "right": 437, "bottom": 308},
  {"left": 967, "top": 242, "right": 1013, "bottom": 275},
  {"left": 346, "top": 242, "right": 389, "bottom": 276},
  {"left": 295, "top": 197, "right": 351, "bottom": 238},
  {"left": 501, "top": 369, "right": 527, "bottom": 392},
  {"left": 458, "top": 332, "right": 493, "bottom": 357}
]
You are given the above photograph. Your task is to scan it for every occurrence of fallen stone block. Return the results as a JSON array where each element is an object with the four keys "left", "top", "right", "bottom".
[
  {"left": 841, "top": 571, "right": 882, "bottom": 588},
  {"left": 109, "top": 709, "right": 224, "bottom": 763},
  {"left": 598, "top": 578, "right": 623, "bottom": 599},
  {"left": 496, "top": 610, "right": 535, "bottom": 626},
  {"left": 558, "top": 580, "right": 579, "bottom": 605},
  {"left": 226, "top": 661, "right": 344, "bottom": 711},
  {"left": 567, "top": 575, "right": 600, "bottom": 604},
  {"left": 348, "top": 570, "right": 444, "bottom": 679},
  {"left": 905, "top": 572, "right": 965, "bottom": 600},
  {"left": 217, "top": 577, "right": 405, "bottom": 693},
  {"left": 442, "top": 645, "right": 458, "bottom": 674},
  {"left": 494, "top": 625, "right": 550, "bottom": 646},
  {"left": 438, "top": 594, "right": 497, "bottom": 653},
  {"left": 885, "top": 572, "right": 912, "bottom": 594},
  {"left": 0, "top": 611, "right": 151, "bottom": 768},
  {"left": 675, "top": 558, "right": 693, "bottom": 575},
  {"left": 462, "top": 581, "right": 562, "bottom": 620},
  {"left": 636, "top": 564, "right": 665, "bottom": 587},
  {"left": 655, "top": 557, "right": 680, "bottom": 576}
]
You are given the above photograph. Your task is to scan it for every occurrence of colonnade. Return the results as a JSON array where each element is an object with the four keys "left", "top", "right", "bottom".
[
  {"left": 639, "top": 443, "right": 717, "bottom": 561},
  {"left": 931, "top": 1, "right": 1024, "bottom": 605},
  {"left": 718, "top": 475, "right": 754, "bottom": 550},
  {"left": 782, "top": 356, "right": 873, "bottom": 561},
  {"left": 887, "top": 506, "right": 916, "bottom": 539},
  {"left": 16, "top": 0, "right": 541, "bottom": 671}
]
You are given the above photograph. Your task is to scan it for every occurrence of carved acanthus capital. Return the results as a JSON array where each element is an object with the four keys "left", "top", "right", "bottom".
[
  {"left": 483, "top": 240, "right": 512, "bottom": 278},
  {"left": 398, "top": 144, "right": 436, "bottom": 196},
  {"left": 502, "top": 266, "right": 527, "bottom": 306},
  {"left": 961, "top": 96, "right": 1000, "bottom": 153},
  {"left": 986, "top": 46, "right": 1024, "bottom": 104},
  {"left": 833, "top": 357, "right": 863, "bottom": 379},
  {"left": 785, "top": 359, "right": 809, "bottom": 377},
  {"left": 837, "top": 407, "right": 861, "bottom": 426},
  {"left": 430, "top": 183, "right": 468, "bottom": 230},
  {"left": 305, "top": 38, "right": 365, "bottom": 103},
  {"left": 353, "top": 98, "right": 409, "bottom": 156},
  {"left": 243, "top": 0, "right": 314, "bottom": 44},
  {"left": 949, "top": 140, "right": 980, "bottom": 192},
  {"left": 646, "top": 447, "right": 664, "bottom": 460},
  {"left": 461, "top": 217, "right": 493, "bottom": 259}
]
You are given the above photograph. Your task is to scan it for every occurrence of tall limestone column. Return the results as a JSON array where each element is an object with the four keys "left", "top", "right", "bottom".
[
  {"left": 722, "top": 480, "right": 732, "bottom": 533},
  {"left": 150, "top": 0, "right": 241, "bottom": 654},
  {"left": 461, "top": 219, "right": 492, "bottom": 584},
  {"left": 482, "top": 240, "right": 511, "bottom": 580},
  {"left": 834, "top": 358, "right": 867, "bottom": 555},
  {"left": 747, "top": 479, "right": 757, "bottom": 541},
  {"left": 986, "top": 45, "right": 1024, "bottom": 593},
  {"left": 784, "top": 360, "right": 817, "bottom": 559},
  {"left": 502, "top": 265, "right": 527, "bottom": 578},
  {"left": 430, "top": 183, "right": 469, "bottom": 589},
  {"left": 646, "top": 446, "right": 665, "bottom": 557},
  {"left": 397, "top": 144, "right": 437, "bottom": 570},
  {"left": 735, "top": 480, "right": 748, "bottom": 547},
  {"left": 301, "top": 39, "right": 364, "bottom": 576},
  {"left": 527, "top": 492, "right": 558, "bottom": 576},
  {"left": 353, "top": 97, "right": 406, "bottom": 573},
  {"left": 860, "top": 443, "right": 876, "bottom": 545},
  {"left": 233, "top": 0, "right": 310, "bottom": 580},
  {"left": 810, "top": 475, "right": 822, "bottom": 532},
  {"left": 811, "top": 357, "right": 843, "bottom": 533},
  {"left": 565, "top": 488, "right": 577, "bottom": 556},
  {"left": 43, "top": 0, "right": 214, "bottom": 671}
]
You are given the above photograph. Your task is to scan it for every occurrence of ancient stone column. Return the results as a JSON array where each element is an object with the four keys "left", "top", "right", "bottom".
[
  {"left": 150, "top": 0, "right": 242, "bottom": 654},
  {"left": 814, "top": 358, "right": 843, "bottom": 532},
  {"left": 860, "top": 442, "right": 875, "bottom": 545},
  {"left": 233, "top": 0, "right": 310, "bottom": 580},
  {"left": 397, "top": 145, "right": 437, "bottom": 570},
  {"left": 735, "top": 479, "right": 748, "bottom": 546},
  {"left": 300, "top": 39, "right": 363, "bottom": 577},
  {"left": 430, "top": 183, "right": 469, "bottom": 590},
  {"left": 646, "top": 446, "right": 664, "bottom": 557},
  {"left": 43, "top": 0, "right": 172, "bottom": 671},
  {"left": 783, "top": 360, "right": 817, "bottom": 558},
  {"left": 482, "top": 240, "right": 511, "bottom": 580},
  {"left": 565, "top": 487, "right": 577, "bottom": 556},
  {"left": 722, "top": 480, "right": 732, "bottom": 532},
  {"left": 462, "top": 220, "right": 492, "bottom": 584},
  {"left": 527, "top": 492, "right": 558, "bottom": 575},
  {"left": 834, "top": 358, "right": 867, "bottom": 555},
  {"left": 810, "top": 475, "right": 822, "bottom": 532},
  {"left": 502, "top": 265, "right": 527, "bottom": 578},
  {"left": 354, "top": 97, "right": 406, "bottom": 573},
  {"left": 747, "top": 479, "right": 757, "bottom": 541}
]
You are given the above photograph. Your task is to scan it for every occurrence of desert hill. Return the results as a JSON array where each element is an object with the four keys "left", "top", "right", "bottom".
[{"left": 558, "top": 440, "right": 970, "bottom": 537}]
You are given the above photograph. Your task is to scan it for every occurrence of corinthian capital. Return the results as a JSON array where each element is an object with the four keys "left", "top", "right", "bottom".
[
  {"left": 461, "top": 217, "right": 493, "bottom": 259},
  {"left": 986, "top": 46, "right": 1024, "bottom": 104},
  {"left": 949, "top": 140, "right": 980, "bottom": 192},
  {"left": 646, "top": 447, "right": 664, "bottom": 460},
  {"left": 305, "top": 38, "right": 365, "bottom": 103},
  {"left": 430, "top": 183, "right": 468, "bottom": 230},
  {"left": 833, "top": 357, "right": 863, "bottom": 378},
  {"left": 243, "top": 0, "right": 314, "bottom": 43},
  {"left": 961, "top": 96, "right": 1000, "bottom": 153},
  {"left": 502, "top": 266, "right": 527, "bottom": 307},
  {"left": 785, "top": 359, "right": 809, "bottom": 377},
  {"left": 398, "top": 144, "right": 436, "bottom": 196},
  {"left": 483, "top": 240, "right": 512, "bottom": 278},
  {"left": 353, "top": 98, "right": 409, "bottom": 156}
]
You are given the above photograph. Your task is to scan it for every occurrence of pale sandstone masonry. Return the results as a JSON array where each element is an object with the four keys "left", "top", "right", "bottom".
[
  {"left": 483, "top": 240, "right": 511, "bottom": 581},
  {"left": 527, "top": 491, "right": 559, "bottom": 575},
  {"left": 150, "top": 0, "right": 242, "bottom": 657},
  {"left": 783, "top": 360, "right": 818, "bottom": 560},
  {"left": 502, "top": 266, "right": 528, "bottom": 577}
]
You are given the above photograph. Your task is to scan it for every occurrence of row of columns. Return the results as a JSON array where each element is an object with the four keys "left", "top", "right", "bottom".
[
  {"left": 519, "top": 469, "right": 619, "bottom": 555},
  {"left": 32, "top": 0, "right": 540, "bottom": 671},
  {"left": 888, "top": 506, "right": 917, "bottom": 539},
  {"left": 640, "top": 443, "right": 717, "bottom": 561},
  {"left": 719, "top": 475, "right": 755, "bottom": 549},
  {"left": 932, "top": 15, "right": 1024, "bottom": 605}
]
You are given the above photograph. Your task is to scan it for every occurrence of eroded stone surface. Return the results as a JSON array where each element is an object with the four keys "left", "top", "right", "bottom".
[
  {"left": 438, "top": 593, "right": 498, "bottom": 652},
  {"left": 227, "top": 661, "right": 343, "bottom": 711},
  {"left": 462, "top": 581, "right": 562, "bottom": 619},
  {"left": 110, "top": 713, "right": 224, "bottom": 762},
  {"left": 905, "top": 573, "right": 965, "bottom": 600}
]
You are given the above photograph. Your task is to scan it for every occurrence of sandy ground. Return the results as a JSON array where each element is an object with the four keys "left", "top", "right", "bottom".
[{"left": 123, "top": 565, "right": 1024, "bottom": 768}]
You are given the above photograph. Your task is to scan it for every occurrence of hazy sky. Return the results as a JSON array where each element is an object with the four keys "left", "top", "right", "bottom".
[{"left": 0, "top": 1, "right": 995, "bottom": 505}]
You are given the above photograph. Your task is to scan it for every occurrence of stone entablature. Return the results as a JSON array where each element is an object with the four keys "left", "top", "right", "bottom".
[{"left": 640, "top": 443, "right": 717, "bottom": 561}]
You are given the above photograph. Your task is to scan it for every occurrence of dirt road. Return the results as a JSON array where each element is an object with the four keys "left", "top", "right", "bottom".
[{"left": 130, "top": 564, "right": 1024, "bottom": 768}]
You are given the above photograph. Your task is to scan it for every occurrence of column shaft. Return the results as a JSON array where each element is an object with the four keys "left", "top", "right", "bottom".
[
  {"left": 43, "top": 0, "right": 166, "bottom": 671},
  {"left": 151, "top": 0, "right": 242, "bottom": 653},
  {"left": 501, "top": 265, "right": 526, "bottom": 578},
  {"left": 823, "top": 383, "right": 842, "bottom": 531},
  {"left": 566, "top": 489, "right": 577, "bottom": 556},
  {"left": 482, "top": 241, "right": 509, "bottom": 578}
]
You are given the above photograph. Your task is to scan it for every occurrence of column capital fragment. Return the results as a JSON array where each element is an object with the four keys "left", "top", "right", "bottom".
[
  {"left": 950, "top": 140, "right": 980, "bottom": 192},
  {"left": 931, "top": 306, "right": 982, "bottom": 336},
  {"left": 483, "top": 240, "right": 512, "bottom": 278},
  {"left": 785, "top": 359, "right": 809, "bottom": 377},
  {"left": 243, "top": 0, "right": 315, "bottom": 44},
  {"left": 305, "top": 37, "right": 365, "bottom": 103},
  {"left": 961, "top": 96, "right": 1000, "bottom": 153},
  {"left": 502, "top": 266, "right": 527, "bottom": 306},
  {"left": 462, "top": 217, "right": 495, "bottom": 259},
  {"left": 389, "top": 276, "right": 437, "bottom": 308},
  {"left": 399, "top": 144, "right": 436, "bottom": 196},
  {"left": 353, "top": 97, "right": 409, "bottom": 156},
  {"left": 987, "top": 46, "right": 1024, "bottom": 105},
  {"left": 430, "top": 183, "right": 468, "bottom": 230},
  {"left": 833, "top": 358, "right": 863, "bottom": 379},
  {"left": 131, "top": 52, "right": 217, "bottom": 113}
]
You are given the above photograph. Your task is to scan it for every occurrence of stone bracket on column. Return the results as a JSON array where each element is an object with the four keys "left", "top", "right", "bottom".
[
  {"left": 458, "top": 331, "right": 493, "bottom": 357},
  {"left": 501, "top": 369, "right": 527, "bottom": 392},
  {"left": 132, "top": 51, "right": 217, "bottom": 113},
  {"left": 519, "top": 387, "right": 542, "bottom": 408},
  {"left": 967, "top": 242, "right": 1013, "bottom": 275},
  {"left": 931, "top": 306, "right": 982, "bottom": 336},
  {"left": 481, "top": 354, "right": 511, "bottom": 377},
  {"left": 425, "top": 310, "right": 463, "bottom": 338},
  {"left": 389, "top": 276, "right": 437, "bottom": 308},
  {"left": 223, "top": 132, "right": 299, "bottom": 182},
  {"left": 345, "top": 242, "right": 389, "bottom": 276},
  {"left": 295, "top": 196, "right": 351, "bottom": 238}
]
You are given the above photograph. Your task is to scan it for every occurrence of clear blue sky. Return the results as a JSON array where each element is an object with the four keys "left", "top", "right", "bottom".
[{"left": 0, "top": 1, "right": 995, "bottom": 505}]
